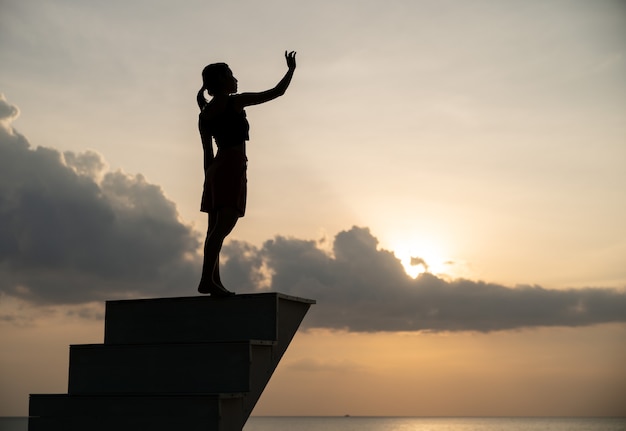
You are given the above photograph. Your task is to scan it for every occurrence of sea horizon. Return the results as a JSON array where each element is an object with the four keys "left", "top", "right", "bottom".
[
  {"left": 2, "top": 415, "right": 625, "bottom": 431},
  {"left": 3, "top": 415, "right": 626, "bottom": 418}
]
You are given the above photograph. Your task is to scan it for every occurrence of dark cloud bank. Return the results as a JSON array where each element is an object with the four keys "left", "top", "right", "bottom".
[
  {"left": 1, "top": 94, "right": 625, "bottom": 332},
  {"left": 0, "top": 94, "right": 201, "bottom": 304},
  {"left": 222, "top": 232, "right": 626, "bottom": 332}
]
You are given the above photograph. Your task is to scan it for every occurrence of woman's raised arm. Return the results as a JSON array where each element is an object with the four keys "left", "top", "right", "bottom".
[{"left": 234, "top": 51, "right": 296, "bottom": 108}]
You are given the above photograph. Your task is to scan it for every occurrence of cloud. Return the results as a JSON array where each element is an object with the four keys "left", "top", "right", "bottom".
[
  {"left": 286, "top": 358, "right": 364, "bottom": 373},
  {"left": 0, "top": 94, "right": 201, "bottom": 305},
  {"left": 221, "top": 227, "right": 626, "bottom": 333},
  {"left": 1, "top": 94, "right": 624, "bottom": 332},
  {"left": 410, "top": 256, "right": 428, "bottom": 271}
]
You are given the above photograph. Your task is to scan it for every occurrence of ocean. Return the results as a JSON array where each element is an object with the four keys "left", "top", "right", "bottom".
[
  {"left": 247, "top": 417, "right": 626, "bottom": 431},
  {"left": 1, "top": 416, "right": 625, "bottom": 431}
]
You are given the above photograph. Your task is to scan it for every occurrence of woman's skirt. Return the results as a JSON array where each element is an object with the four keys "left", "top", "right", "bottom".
[{"left": 201, "top": 149, "right": 247, "bottom": 217}]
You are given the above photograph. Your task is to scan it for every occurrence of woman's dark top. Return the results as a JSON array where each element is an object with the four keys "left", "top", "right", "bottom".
[{"left": 199, "top": 97, "right": 249, "bottom": 170}]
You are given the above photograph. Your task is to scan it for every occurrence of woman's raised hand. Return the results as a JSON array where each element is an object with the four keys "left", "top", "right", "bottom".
[{"left": 285, "top": 51, "right": 296, "bottom": 70}]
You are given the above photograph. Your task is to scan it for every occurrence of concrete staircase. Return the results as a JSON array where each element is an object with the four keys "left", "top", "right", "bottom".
[{"left": 29, "top": 292, "right": 315, "bottom": 431}]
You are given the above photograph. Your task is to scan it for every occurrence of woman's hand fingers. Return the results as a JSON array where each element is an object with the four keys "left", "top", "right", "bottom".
[{"left": 285, "top": 50, "right": 296, "bottom": 70}]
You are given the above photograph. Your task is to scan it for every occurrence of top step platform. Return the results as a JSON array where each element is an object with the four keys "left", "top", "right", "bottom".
[{"left": 104, "top": 292, "right": 315, "bottom": 345}]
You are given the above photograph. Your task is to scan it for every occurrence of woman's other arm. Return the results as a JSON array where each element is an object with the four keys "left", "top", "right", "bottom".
[{"left": 199, "top": 115, "right": 214, "bottom": 170}]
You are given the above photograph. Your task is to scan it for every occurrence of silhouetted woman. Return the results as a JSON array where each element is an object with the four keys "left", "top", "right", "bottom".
[{"left": 196, "top": 51, "right": 296, "bottom": 296}]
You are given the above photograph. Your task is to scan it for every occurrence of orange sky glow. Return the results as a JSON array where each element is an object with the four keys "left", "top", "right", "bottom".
[{"left": 1, "top": 0, "right": 625, "bottom": 417}]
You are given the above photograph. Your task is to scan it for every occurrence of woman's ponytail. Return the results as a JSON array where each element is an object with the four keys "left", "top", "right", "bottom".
[{"left": 197, "top": 86, "right": 207, "bottom": 110}]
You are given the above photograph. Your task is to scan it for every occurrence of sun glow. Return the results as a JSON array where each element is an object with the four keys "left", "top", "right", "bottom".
[{"left": 391, "top": 241, "right": 452, "bottom": 279}]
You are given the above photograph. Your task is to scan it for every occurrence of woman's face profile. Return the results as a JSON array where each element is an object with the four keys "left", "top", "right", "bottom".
[{"left": 220, "top": 68, "right": 238, "bottom": 94}]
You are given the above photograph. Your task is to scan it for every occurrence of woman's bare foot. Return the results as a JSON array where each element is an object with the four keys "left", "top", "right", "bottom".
[{"left": 198, "top": 280, "right": 235, "bottom": 297}]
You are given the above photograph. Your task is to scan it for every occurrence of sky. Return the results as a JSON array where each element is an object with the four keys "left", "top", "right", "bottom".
[{"left": 1, "top": 0, "right": 625, "bottom": 417}]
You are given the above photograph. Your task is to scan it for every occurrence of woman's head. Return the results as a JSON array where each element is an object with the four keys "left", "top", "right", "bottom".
[
  {"left": 197, "top": 63, "right": 237, "bottom": 109},
  {"left": 202, "top": 63, "right": 237, "bottom": 95}
]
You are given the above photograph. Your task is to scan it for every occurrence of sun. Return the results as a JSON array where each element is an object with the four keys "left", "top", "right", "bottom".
[{"left": 390, "top": 241, "right": 451, "bottom": 279}]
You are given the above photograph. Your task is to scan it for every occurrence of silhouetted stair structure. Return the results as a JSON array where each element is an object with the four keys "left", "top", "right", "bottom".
[{"left": 29, "top": 292, "right": 315, "bottom": 431}]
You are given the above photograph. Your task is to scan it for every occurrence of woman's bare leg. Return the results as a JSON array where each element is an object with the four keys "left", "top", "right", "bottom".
[
  {"left": 198, "top": 207, "right": 239, "bottom": 296},
  {"left": 204, "top": 211, "right": 224, "bottom": 288}
]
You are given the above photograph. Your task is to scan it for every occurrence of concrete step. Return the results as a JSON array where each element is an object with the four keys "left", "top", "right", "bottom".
[
  {"left": 104, "top": 292, "right": 315, "bottom": 345},
  {"left": 29, "top": 393, "right": 243, "bottom": 431},
  {"left": 68, "top": 341, "right": 273, "bottom": 395}
]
